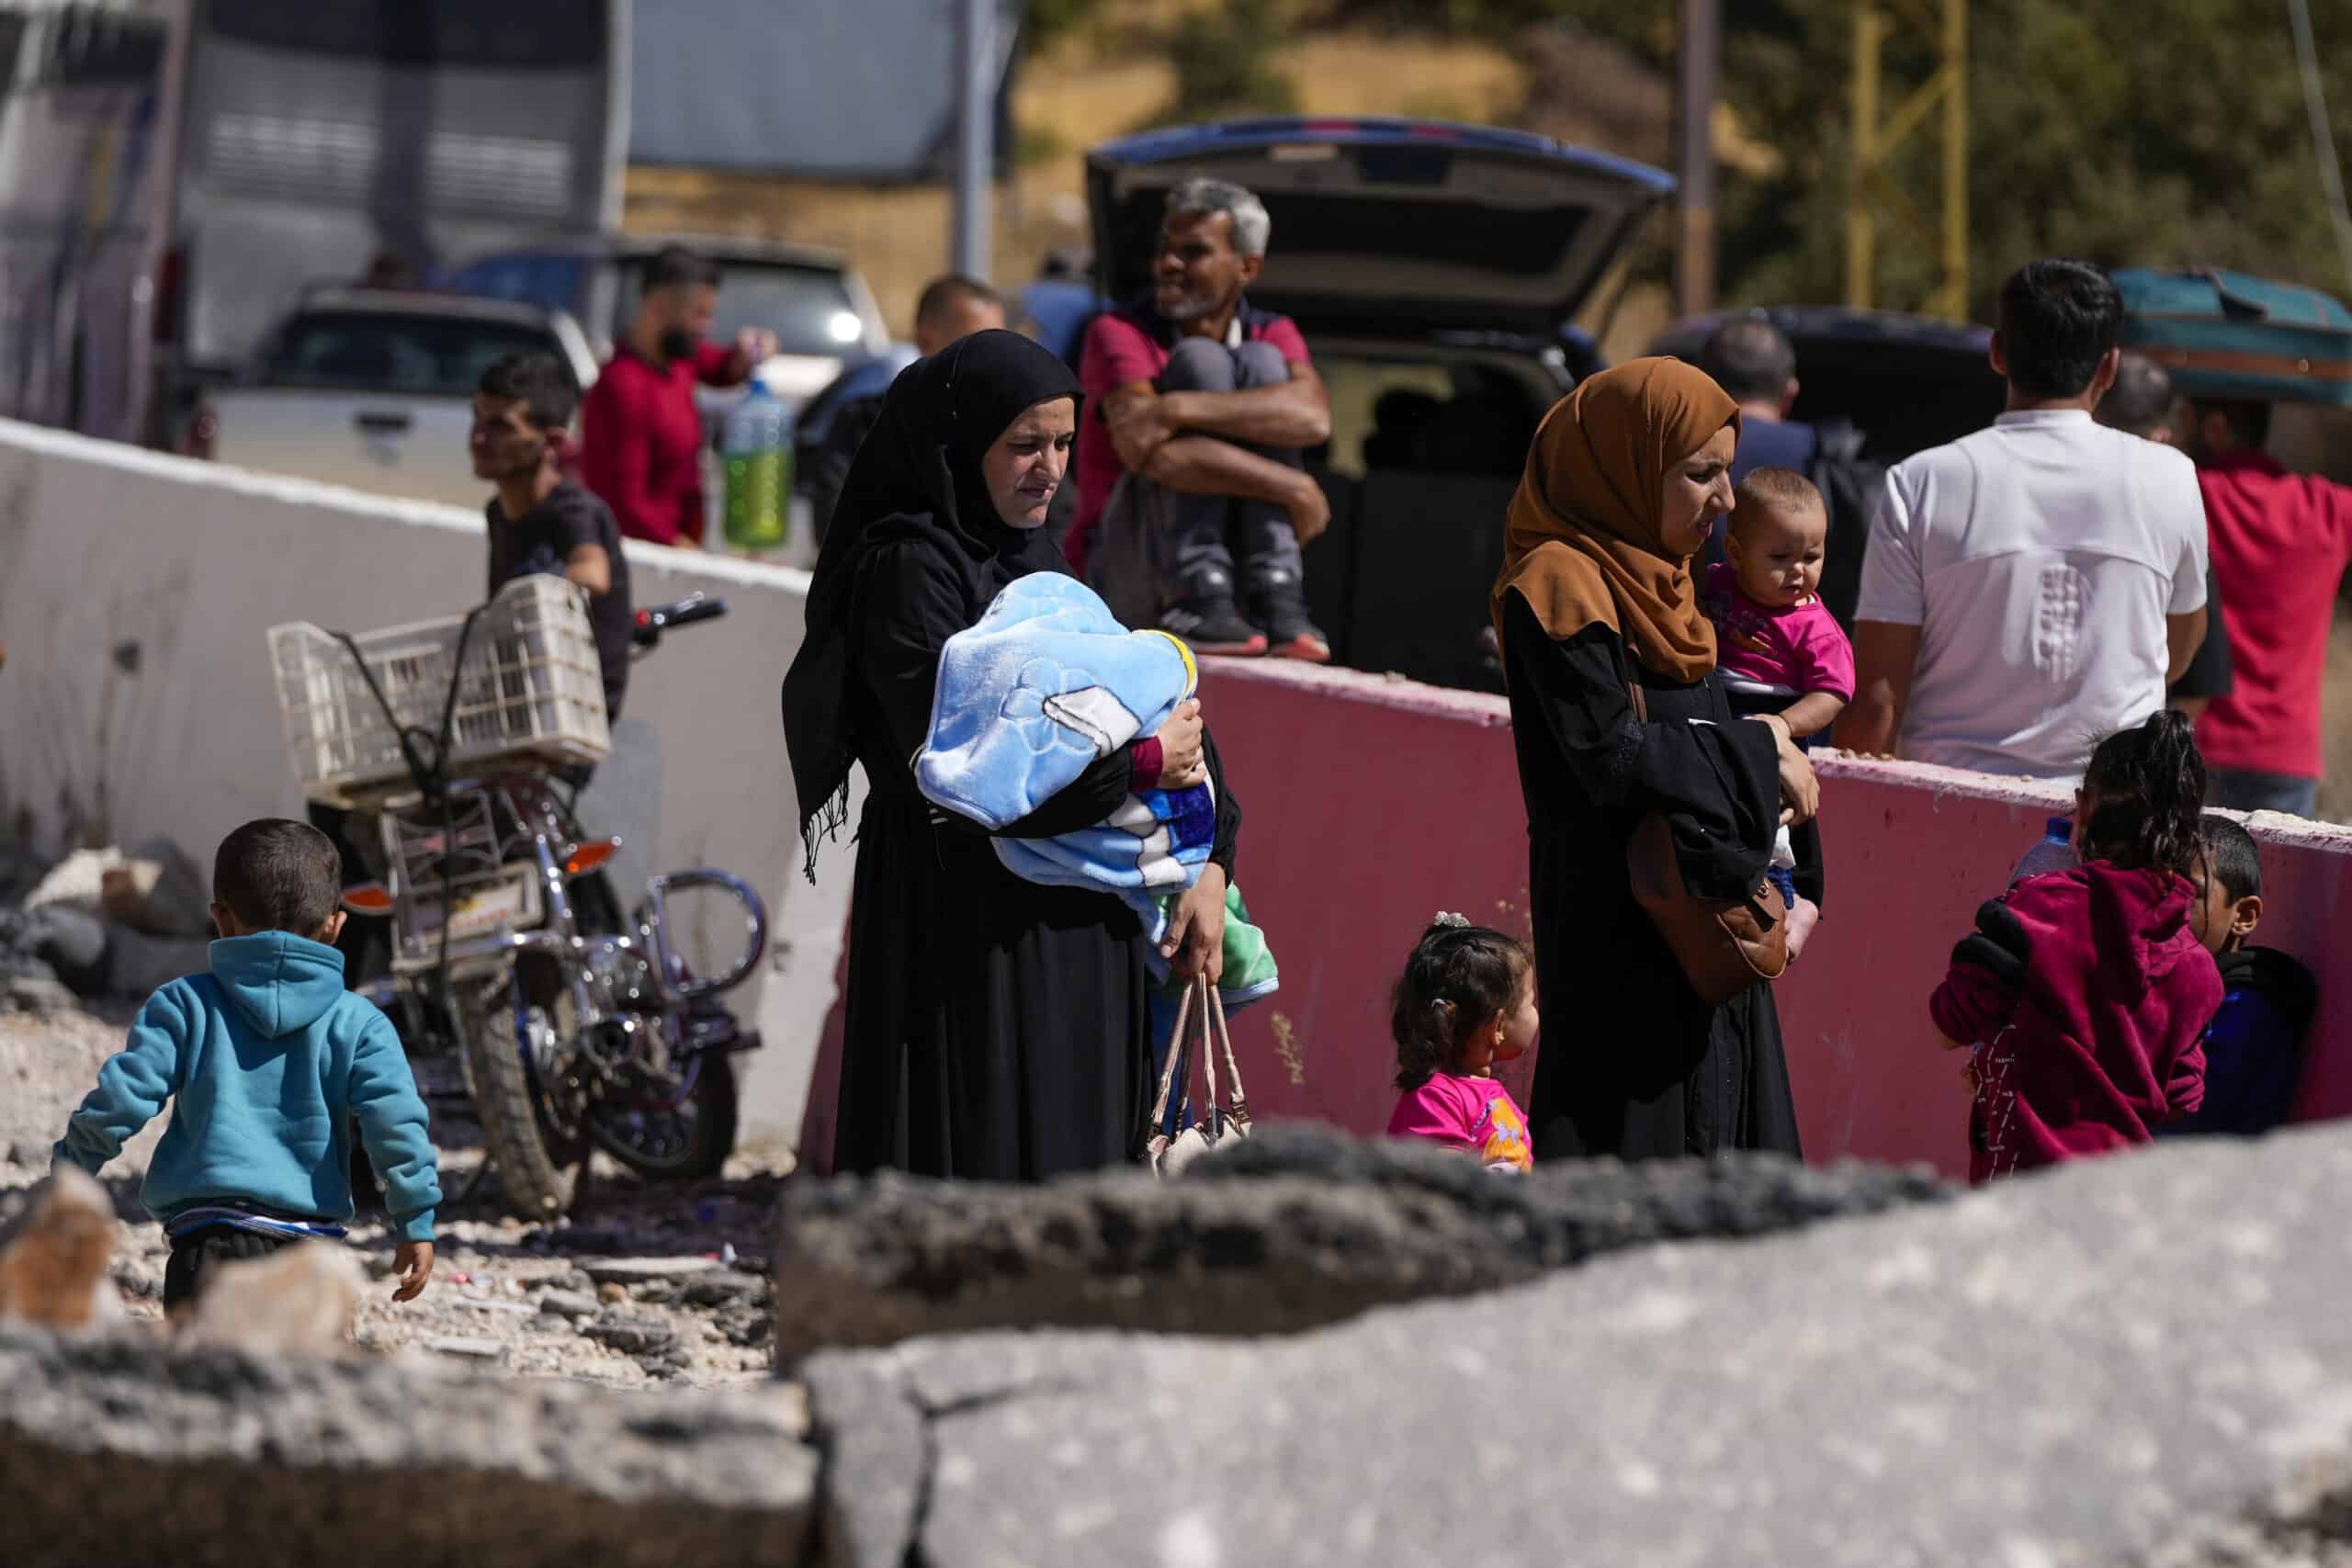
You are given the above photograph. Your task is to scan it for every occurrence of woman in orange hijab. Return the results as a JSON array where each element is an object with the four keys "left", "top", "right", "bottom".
[{"left": 1493, "top": 357, "right": 1818, "bottom": 1161}]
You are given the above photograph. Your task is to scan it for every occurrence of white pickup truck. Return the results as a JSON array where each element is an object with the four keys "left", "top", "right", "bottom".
[{"left": 204, "top": 288, "right": 601, "bottom": 509}]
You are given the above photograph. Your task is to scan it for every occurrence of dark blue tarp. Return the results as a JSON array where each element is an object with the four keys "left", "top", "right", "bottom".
[{"left": 627, "top": 0, "right": 1016, "bottom": 178}]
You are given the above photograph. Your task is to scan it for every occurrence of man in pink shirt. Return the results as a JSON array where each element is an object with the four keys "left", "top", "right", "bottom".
[
  {"left": 1072, "top": 179, "right": 1334, "bottom": 660},
  {"left": 2177, "top": 396, "right": 2352, "bottom": 818}
]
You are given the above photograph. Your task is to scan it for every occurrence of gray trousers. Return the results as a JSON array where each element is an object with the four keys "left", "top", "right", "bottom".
[{"left": 1092, "top": 336, "right": 1306, "bottom": 619}]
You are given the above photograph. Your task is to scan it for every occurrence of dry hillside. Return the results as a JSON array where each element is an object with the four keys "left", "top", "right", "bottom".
[{"left": 621, "top": 24, "right": 1683, "bottom": 360}]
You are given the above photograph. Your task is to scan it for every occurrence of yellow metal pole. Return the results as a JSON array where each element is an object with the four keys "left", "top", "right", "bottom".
[
  {"left": 1940, "top": 0, "right": 1970, "bottom": 320},
  {"left": 1848, "top": 2, "right": 1882, "bottom": 310}
]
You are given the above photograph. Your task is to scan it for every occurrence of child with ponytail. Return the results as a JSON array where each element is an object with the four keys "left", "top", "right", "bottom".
[
  {"left": 1929, "top": 710, "right": 2222, "bottom": 1183},
  {"left": 1385, "top": 916, "right": 1539, "bottom": 1172}
]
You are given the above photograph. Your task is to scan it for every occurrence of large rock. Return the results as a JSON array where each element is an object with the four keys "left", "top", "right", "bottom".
[
  {"left": 178, "top": 1241, "right": 364, "bottom": 1356},
  {"left": 800, "top": 1124, "right": 2352, "bottom": 1568},
  {"left": 0, "top": 1326, "right": 814, "bottom": 1568},
  {"left": 0, "top": 1167, "right": 121, "bottom": 1329},
  {"left": 97, "top": 839, "right": 213, "bottom": 939},
  {"left": 770, "top": 1121, "right": 1945, "bottom": 1364}
]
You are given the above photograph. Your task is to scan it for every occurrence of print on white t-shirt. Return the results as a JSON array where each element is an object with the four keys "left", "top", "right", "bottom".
[{"left": 1855, "top": 409, "right": 2208, "bottom": 779}]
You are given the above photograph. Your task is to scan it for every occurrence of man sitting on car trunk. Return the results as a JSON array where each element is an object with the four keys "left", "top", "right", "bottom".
[{"left": 1071, "top": 178, "right": 1334, "bottom": 660}]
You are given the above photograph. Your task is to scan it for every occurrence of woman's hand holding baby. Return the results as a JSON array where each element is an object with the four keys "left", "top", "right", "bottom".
[{"left": 1748, "top": 713, "right": 1819, "bottom": 826}]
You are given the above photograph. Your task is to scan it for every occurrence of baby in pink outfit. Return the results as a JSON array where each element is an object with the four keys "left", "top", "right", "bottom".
[{"left": 1702, "top": 467, "right": 1855, "bottom": 956}]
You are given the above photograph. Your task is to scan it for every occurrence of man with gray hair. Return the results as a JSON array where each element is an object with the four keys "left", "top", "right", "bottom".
[{"left": 1071, "top": 177, "right": 1334, "bottom": 659}]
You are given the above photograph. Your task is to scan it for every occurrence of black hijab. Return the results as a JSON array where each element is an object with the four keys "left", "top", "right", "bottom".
[{"left": 781, "top": 329, "right": 1083, "bottom": 875}]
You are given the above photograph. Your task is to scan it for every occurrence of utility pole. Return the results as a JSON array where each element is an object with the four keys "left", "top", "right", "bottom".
[
  {"left": 1677, "top": 0, "right": 1720, "bottom": 316},
  {"left": 953, "top": 0, "right": 993, "bottom": 281},
  {"left": 1845, "top": 0, "right": 1969, "bottom": 320}
]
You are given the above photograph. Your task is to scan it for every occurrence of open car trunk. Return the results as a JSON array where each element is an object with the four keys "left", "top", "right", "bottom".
[{"left": 1086, "top": 118, "right": 1673, "bottom": 335}]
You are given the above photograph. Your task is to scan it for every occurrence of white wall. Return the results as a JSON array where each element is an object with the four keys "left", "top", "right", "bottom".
[{"left": 0, "top": 420, "right": 854, "bottom": 1152}]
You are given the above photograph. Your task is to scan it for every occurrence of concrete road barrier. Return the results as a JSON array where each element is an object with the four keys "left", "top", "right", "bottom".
[
  {"left": 7, "top": 417, "right": 2350, "bottom": 1179},
  {"left": 0, "top": 420, "right": 854, "bottom": 1150}
]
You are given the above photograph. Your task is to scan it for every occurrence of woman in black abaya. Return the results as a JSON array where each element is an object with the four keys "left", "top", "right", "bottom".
[{"left": 782, "top": 330, "right": 1237, "bottom": 1180}]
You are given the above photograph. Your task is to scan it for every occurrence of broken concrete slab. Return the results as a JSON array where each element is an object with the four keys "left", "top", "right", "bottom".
[
  {"left": 533, "top": 1287, "right": 599, "bottom": 1321},
  {"left": 770, "top": 1121, "right": 1946, "bottom": 1365},
  {"left": 802, "top": 1349, "right": 929, "bottom": 1568},
  {"left": 422, "top": 1333, "right": 507, "bottom": 1362},
  {"left": 800, "top": 1125, "right": 2352, "bottom": 1568},
  {"left": 0, "top": 1325, "right": 815, "bottom": 1568},
  {"left": 681, "top": 1269, "right": 766, "bottom": 1307},
  {"left": 579, "top": 1256, "right": 721, "bottom": 1286},
  {"left": 582, "top": 1314, "right": 677, "bottom": 1356}
]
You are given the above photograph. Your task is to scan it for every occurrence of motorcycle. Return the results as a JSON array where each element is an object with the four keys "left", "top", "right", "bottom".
[{"left": 329, "top": 592, "right": 767, "bottom": 1217}]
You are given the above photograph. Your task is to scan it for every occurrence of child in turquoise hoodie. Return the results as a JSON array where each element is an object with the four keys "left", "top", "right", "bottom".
[{"left": 52, "top": 818, "right": 439, "bottom": 1319}]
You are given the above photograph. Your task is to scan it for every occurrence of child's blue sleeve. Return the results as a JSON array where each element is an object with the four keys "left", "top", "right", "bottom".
[
  {"left": 52, "top": 985, "right": 193, "bottom": 1175},
  {"left": 347, "top": 1010, "right": 441, "bottom": 1243}
]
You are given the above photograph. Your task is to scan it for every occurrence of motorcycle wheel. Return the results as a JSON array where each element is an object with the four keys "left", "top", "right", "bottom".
[
  {"left": 458, "top": 975, "right": 587, "bottom": 1218},
  {"left": 587, "top": 1047, "right": 738, "bottom": 1181}
]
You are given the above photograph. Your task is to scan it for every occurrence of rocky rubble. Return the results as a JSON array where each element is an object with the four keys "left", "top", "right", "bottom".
[
  {"left": 15, "top": 1068, "right": 2352, "bottom": 1568},
  {"left": 0, "top": 841, "right": 214, "bottom": 1005},
  {"left": 3, "top": 1161, "right": 789, "bottom": 1385},
  {"left": 0, "top": 1325, "right": 815, "bottom": 1568},
  {"left": 769, "top": 1119, "right": 1950, "bottom": 1364},
  {"left": 0, "top": 981, "right": 790, "bottom": 1386},
  {"left": 799, "top": 1123, "right": 2352, "bottom": 1568}
]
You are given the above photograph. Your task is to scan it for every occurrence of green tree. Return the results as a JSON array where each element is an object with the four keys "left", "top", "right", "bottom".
[
  {"left": 1716, "top": 0, "right": 2352, "bottom": 319},
  {"left": 1318, "top": 0, "right": 2352, "bottom": 317}
]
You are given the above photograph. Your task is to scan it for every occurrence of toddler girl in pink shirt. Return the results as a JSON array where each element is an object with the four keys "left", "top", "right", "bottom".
[
  {"left": 1384, "top": 916, "right": 1538, "bottom": 1172},
  {"left": 1702, "top": 467, "right": 1855, "bottom": 956}
]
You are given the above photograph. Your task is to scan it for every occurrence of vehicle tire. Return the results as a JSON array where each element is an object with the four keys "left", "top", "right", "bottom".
[
  {"left": 588, "top": 1047, "right": 738, "bottom": 1181},
  {"left": 457, "top": 975, "right": 582, "bottom": 1219}
]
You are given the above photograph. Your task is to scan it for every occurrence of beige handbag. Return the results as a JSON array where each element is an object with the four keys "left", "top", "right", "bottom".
[{"left": 1146, "top": 975, "right": 1252, "bottom": 1178}]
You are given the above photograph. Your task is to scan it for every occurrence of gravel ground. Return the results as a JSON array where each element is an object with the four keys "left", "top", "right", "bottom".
[{"left": 0, "top": 993, "right": 789, "bottom": 1389}]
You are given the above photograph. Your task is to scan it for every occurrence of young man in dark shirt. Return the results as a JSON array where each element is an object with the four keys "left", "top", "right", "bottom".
[{"left": 473, "top": 353, "right": 633, "bottom": 721}]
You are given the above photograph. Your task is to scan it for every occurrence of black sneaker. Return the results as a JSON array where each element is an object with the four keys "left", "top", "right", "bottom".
[
  {"left": 1249, "top": 568, "right": 1330, "bottom": 663},
  {"left": 1159, "top": 570, "right": 1267, "bottom": 656}
]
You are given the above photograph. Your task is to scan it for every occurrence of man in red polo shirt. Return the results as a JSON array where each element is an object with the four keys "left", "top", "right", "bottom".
[
  {"left": 1072, "top": 178, "right": 1332, "bottom": 660},
  {"left": 581, "top": 245, "right": 776, "bottom": 548},
  {"left": 2179, "top": 396, "right": 2352, "bottom": 817}
]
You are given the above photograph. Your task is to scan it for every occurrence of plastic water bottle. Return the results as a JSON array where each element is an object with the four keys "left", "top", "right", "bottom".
[
  {"left": 2008, "top": 815, "right": 2080, "bottom": 886},
  {"left": 722, "top": 378, "right": 793, "bottom": 551}
]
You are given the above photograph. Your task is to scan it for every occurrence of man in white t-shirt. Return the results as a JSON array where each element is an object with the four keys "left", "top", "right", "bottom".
[{"left": 1843, "top": 259, "right": 2209, "bottom": 778}]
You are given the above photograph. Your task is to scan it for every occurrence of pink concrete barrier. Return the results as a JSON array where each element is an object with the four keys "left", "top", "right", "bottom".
[{"left": 800, "top": 657, "right": 2352, "bottom": 1181}]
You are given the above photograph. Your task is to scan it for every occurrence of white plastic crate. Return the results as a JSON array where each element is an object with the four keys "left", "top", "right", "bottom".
[{"left": 270, "top": 575, "right": 611, "bottom": 805}]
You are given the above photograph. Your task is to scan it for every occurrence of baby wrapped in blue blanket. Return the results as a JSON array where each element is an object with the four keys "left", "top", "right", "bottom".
[{"left": 916, "top": 573, "right": 1277, "bottom": 1010}]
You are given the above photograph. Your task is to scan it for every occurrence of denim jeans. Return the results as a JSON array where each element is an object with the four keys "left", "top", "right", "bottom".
[
  {"left": 1144, "top": 336, "right": 1306, "bottom": 595},
  {"left": 2208, "top": 767, "right": 2321, "bottom": 818}
]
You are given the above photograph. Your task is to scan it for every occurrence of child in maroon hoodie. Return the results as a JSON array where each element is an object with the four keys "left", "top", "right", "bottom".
[{"left": 1930, "top": 711, "right": 2222, "bottom": 1184}]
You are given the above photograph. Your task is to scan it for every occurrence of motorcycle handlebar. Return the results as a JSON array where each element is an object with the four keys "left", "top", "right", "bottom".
[{"left": 632, "top": 593, "right": 729, "bottom": 648}]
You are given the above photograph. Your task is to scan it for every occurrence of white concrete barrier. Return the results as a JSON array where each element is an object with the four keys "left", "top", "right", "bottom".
[{"left": 0, "top": 420, "right": 854, "bottom": 1151}]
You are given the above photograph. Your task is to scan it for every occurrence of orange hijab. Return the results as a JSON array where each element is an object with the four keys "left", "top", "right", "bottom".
[{"left": 1490, "top": 356, "right": 1739, "bottom": 684}]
